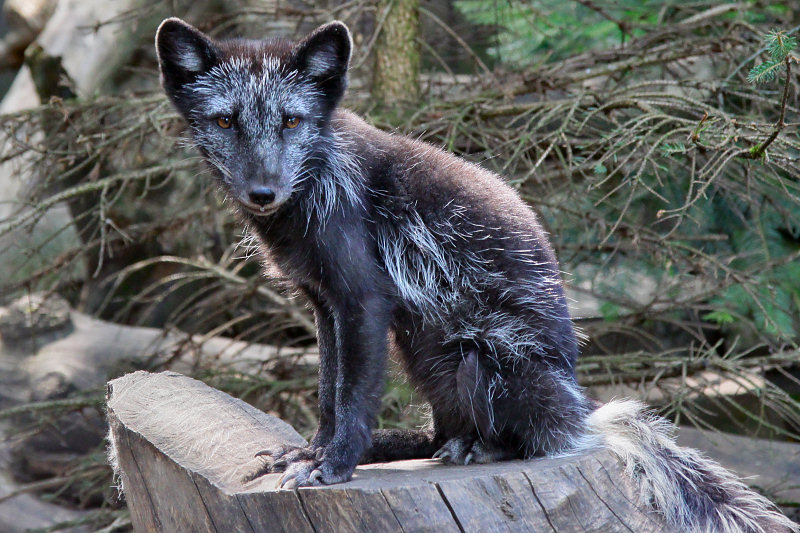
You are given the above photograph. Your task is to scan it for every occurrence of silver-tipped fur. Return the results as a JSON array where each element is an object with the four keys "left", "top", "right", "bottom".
[
  {"left": 155, "top": 18, "right": 798, "bottom": 529},
  {"left": 580, "top": 400, "right": 798, "bottom": 533}
]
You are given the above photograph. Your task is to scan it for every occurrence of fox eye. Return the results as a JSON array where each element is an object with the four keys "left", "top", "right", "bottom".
[
  {"left": 216, "top": 116, "right": 232, "bottom": 129},
  {"left": 284, "top": 116, "right": 300, "bottom": 129}
]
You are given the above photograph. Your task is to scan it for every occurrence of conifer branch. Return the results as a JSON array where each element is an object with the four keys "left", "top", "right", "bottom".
[{"left": 745, "top": 29, "right": 795, "bottom": 159}]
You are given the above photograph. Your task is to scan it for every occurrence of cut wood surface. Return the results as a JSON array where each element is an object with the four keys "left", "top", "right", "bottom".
[{"left": 107, "top": 371, "right": 667, "bottom": 532}]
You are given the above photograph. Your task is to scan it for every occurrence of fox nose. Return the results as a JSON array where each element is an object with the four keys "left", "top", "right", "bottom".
[{"left": 248, "top": 187, "right": 275, "bottom": 207}]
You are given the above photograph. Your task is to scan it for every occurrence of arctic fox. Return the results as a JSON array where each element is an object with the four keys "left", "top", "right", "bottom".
[{"left": 155, "top": 18, "right": 796, "bottom": 532}]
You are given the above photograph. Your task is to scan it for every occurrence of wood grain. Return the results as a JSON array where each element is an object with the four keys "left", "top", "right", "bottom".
[{"left": 107, "top": 371, "right": 666, "bottom": 532}]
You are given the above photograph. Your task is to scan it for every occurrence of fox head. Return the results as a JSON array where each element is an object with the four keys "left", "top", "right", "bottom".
[{"left": 155, "top": 19, "right": 352, "bottom": 217}]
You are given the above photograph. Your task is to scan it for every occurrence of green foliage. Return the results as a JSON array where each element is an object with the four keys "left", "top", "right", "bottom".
[
  {"left": 747, "top": 61, "right": 783, "bottom": 84},
  {"left": 766, "top": 29, "right": 797, "bottom": 61},
  {"left": 455, "top": 1, "right": 545, "bottom": 66},
  {"left": 702, "top": 310, "right": 734, "bottom": 325},
  {"left": 599, "top": 301, "right": 622, "bottom": 322},
  {"left": 660, "top": 142, "right": 686, "bottom": 156},
  {"left": 748, "top": 29, "right": 796, "bottom": 84},
  {"left": 454, "top": 0, "right": 657, "bottom": 67}
]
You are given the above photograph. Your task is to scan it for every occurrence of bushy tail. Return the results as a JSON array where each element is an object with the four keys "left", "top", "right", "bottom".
[{"left": 583, "top": 399, "right": 798, "bottom": 533}]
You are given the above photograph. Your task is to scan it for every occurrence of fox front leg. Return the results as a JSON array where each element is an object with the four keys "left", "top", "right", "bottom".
[
  {"left": 251, "top": 298, "right": 338, "bottom": 479},
  {"left": 278, "top": 291, "right": 391, "bottom": 487},
  {"left": 308, "top": 303, "right": 337, "bottom": 450}
]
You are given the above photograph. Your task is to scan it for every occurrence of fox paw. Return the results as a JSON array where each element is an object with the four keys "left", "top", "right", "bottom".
[
  {"left": 244, "top": 445, "right": 321, "bottom": 482},
  {"left": 433, "top": 437, "right": 495, "bottom": 465},
  {"left": 277, "top": 459, "right": 321, "bottom": 488},
  {"left": 258, "top": 445, "right": 322, "bottom": 472},
  {"left": 246, "top": 445, "right": 356, "bottom": 487},
  {"left": 277, "top": 458, "right": 353, "bottom": 488}
]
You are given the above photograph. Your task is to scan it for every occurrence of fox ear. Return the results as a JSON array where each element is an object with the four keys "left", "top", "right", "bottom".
[
  {"left": 293, "top": 21, "right": 351, "bottom": 100},
  {"left": 155, "top": 18, "right": 219, "bottom": 100}
]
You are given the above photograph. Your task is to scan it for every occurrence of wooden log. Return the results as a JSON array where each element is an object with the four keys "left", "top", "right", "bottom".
[{"left": 106, "top": 371, "right": 667, "bottom": 532}]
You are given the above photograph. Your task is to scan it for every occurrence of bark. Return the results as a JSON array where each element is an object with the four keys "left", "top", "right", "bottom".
[
  {"left": 107, "top": 370, "right": 667, "bottom": 533},
  {"left": 372, "top": 0, "right": 421, "bottom": 108}
]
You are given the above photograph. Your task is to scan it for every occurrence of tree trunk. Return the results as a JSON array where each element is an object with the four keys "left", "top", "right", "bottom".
[
  {"left": 106, "top": 370, "right": 666, "bottom": 532},
  {"left": 372, "top": 0, "right": 420, "bottom": 108}
]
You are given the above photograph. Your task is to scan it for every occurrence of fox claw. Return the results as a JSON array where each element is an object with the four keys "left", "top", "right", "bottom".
[
  {"left": 245, "top": 445, "right": 320, "bottom": 481},
  {"left": 432, "top": 448, "right": 449, "bottom": 460},
  {"left": 308, "top": 468, "right": 323, "bottom": 484},
  {"left": 434, "top": 437, "right": 503, "bottom": 465},
  {"left": 277, "top": 460, "right": 322, "bottom": 488}
]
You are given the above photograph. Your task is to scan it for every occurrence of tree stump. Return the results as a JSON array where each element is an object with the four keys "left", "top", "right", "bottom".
[{"left": 106, "top": 371, "right": 667, "bottom": 532}]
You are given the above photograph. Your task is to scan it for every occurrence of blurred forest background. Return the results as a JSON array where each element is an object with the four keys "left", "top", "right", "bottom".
[{"left": 0, "top": 0, "right": 799, "bottom": 531}]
